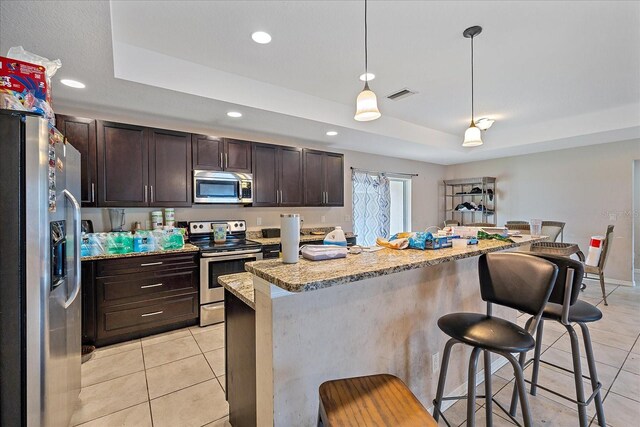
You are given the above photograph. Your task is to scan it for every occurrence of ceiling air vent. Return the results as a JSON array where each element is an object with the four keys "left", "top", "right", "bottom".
[{"left": 386, "top": 88, "right": 417, "bottom": 101}]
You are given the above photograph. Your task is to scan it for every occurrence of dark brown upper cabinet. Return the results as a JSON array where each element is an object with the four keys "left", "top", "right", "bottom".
[
  {"left": 192, "top": 136, "right": 251, "bottom": 173},
  {"left": 56, "top": 115, "right": 97, "bottom": 207},
  {"left": 303, "top": 149, "right": 344, "bottom": 207},
  {"left": 97, "top": 121, "right": 149, "bottom": 207},
  {"left": 149, "top": 129, "right": 192, "bottom": 207},
  {"left": 252, "top": 144, "right": 303, "bottom": 207},
  {"left": 223, "top": 139, "right": 252, "bottom": 173},
  {"left": 192, "top": 135, "right": 223, "bottom": 171}
]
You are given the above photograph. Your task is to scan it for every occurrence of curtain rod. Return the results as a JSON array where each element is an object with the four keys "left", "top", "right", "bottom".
[{"left": 350, "top": 167, "right": 418, "bottom": 177}]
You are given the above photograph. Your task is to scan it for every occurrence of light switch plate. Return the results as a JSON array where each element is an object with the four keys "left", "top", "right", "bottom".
[{"left": 257, "top": 217, "right": 262, "bottom": 226}]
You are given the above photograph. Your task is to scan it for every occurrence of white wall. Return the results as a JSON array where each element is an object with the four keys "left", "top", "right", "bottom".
[
  {"left": 445, "top": 139, "right": 640, "bottom": 284},
  {"left": 634, "top": 160, "right": 640, "bottom": 272}
]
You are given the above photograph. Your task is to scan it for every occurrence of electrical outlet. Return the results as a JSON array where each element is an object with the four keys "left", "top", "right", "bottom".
[
  {"left": 609, "top": 213, "right": 617, "bottom": 221},
  {"left": 344, "top": 214, "right": 351, "bottom": 222},
  {"left": 257, "top": 217, "right": 262, "bottom": 226},
  {"left": 321, "top": 215, "right": 326, "bottom": 223},
  {"left": 432, "top": 352, "right": 440, "bottom": 374}
]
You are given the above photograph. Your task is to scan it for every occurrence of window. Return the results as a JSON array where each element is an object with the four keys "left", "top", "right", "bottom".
[{"left": 389, "top": 177, "right": 411, "bottom": 235}]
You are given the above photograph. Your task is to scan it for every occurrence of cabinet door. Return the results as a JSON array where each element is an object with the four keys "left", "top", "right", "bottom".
[
  {"left": 324, "top": 153, "right": 344, "bottom": 206},
  {"left": 192, "top": 134, "right": 223, "bottom": 170},
  {"left": 149, "top": 128, "right": 192, "bottom": 207},
  {"left": 278, "top": 147, "right": 303, "bottom": 206},
  {"left": 303, "top": 149, "right": 324, "bottom": 206},
  {"left": 56, "top": 115, "right": 97, "bottom": 207},
  {"left": 252, "top": 143, "right": 278, "bottom": 206},
  {"left": 223, "top": 139, "right": 252, "bottom": 173},
  {"left": 97, "top": 121, "right": 149, "bottom": 207}
]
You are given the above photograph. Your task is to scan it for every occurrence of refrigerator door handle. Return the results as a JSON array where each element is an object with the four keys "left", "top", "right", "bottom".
[{"left": 63, "top": 189, "right": 81, "bottom": 309}]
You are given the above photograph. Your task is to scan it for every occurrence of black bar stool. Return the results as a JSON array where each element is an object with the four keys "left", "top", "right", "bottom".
[
  {"left": 509, "top": 253, "right": 605, "bottom": 427},
  {"left": 432, "top": 252, "right": 559, "bottom": 427}
]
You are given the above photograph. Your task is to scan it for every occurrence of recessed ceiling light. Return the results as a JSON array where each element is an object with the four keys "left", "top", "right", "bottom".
[
  {"left": 227, "top": 111, "right": 243, "bottom": 118},
  {"left": 326, "top": 131, "right": 338, "bottom": 136},
  {"left": 251, "top": 31, "right": 272, "bottom": 44},
  {"left": 476, "top": 118, "right": 495, "bottom": 131},
  {"left": 359, "top": 73, "right": 375, "bottom": 82},
  {"left": 60, "top": 79, "right": 85, "bottom": 89}
]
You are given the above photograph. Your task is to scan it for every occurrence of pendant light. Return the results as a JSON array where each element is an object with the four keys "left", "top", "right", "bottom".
[
  {"left": 354, "top": 0, "right": 381, "bottom": 121},
  {"left": 462, "top": 26, "right": 483, "bottom": 147}
]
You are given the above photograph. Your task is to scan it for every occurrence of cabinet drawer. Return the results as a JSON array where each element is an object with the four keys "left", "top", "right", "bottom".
[
  {"left": 97, "top": 268, "right": 197, "bottom": 305},
  {"left": 262, "top": 244, "right": 280, "bottom": 259},
  {"left": 101, "top": 294, "right": 198, "bottom": 336},
  {"left": 96, "top": 253, "right": 198, "bottom": 277}
]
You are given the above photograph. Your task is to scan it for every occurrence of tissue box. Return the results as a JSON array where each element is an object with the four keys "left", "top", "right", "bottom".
[{"left": 0, "top": 56, "right": 49, "bottom": 102}]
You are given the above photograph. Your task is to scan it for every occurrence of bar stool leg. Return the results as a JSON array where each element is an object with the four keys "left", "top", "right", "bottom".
[
  {"left": 467, "top": 347, "right": 481, "bottom": 427},
  {"left": 567, "top": 325, "right": 589, "bottom": 427},
  {"left": 579, "top": 322, "right": 606, "bottom": 426},
  {"left": 530, "top": 319, "right": 545, "bottom": 396},
  {"left": 433, "top": 338, "right": 457, "bottom": 422},
  {"left": 503, "top": 352, "right": 534, "bottom": 427},
  {"left": 483, "top": 350, "right": 493, "bottom": 426},
  {"left": 509, "top": 351, "right": 527, "bottom": 416}
]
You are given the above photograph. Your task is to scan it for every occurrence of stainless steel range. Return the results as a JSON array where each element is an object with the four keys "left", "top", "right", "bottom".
[{"left": 189, "top": 220, "right": 262, "bottom": 326}]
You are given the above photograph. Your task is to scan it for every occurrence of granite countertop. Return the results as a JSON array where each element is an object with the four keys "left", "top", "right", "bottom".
[
  {"left": 218, "top": 272, "right": 255, "bottom": 309},
  {"left": 250, "top": 232, "right": 356, "bottom": 246},
  {"left": 245, "top": 236, "right": 546, "bottom": 293},
  {"left": 81, "top": 243, "right": 200, "bottom": 261}
]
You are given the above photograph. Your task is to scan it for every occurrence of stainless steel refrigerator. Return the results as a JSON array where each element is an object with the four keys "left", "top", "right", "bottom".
[{"left": 0, "top": 110, "right": 82, "bottom": 427}]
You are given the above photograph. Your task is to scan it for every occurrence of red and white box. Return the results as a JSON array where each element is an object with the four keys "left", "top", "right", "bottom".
[{"left": 0, "top": 56, "right": 49, "bottom": 103}]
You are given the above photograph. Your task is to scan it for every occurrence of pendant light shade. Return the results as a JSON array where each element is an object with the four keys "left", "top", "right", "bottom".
[
  {"left": 463, "top": 121, "right": 482, "bottom": 147},
  {"left": 355, "top": 83, "right": 381, "bottom": 121},
  {"left": 462, "top": 25, "right": 483, "bottom": 147},
  {"left": 354, "top": 0, "right": 381, "bottom": 121}
]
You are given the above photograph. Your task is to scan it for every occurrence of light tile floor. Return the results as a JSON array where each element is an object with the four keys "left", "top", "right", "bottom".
[
  {"left": 71, "top": 323, "right": 230, "bottom": 427},
  {"left": 72, "top": 282, "right": 639, "bottom": 427}
]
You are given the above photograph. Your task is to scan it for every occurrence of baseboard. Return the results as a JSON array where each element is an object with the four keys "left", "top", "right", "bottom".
[
  {"left": 427, "top": 355, "right": 509, "bottom": 414},
  {"left": 583, "top": 276, "right": 635, "bottom": 287}
]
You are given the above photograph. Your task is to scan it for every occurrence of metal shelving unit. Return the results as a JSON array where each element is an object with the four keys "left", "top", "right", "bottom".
[{"left": 443, "top": 177, "right": 496, "bottom": 226}]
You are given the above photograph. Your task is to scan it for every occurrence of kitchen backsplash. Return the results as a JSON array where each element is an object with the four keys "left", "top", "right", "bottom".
[{"left": 81, "top": 206, "right": 353, "bottom": 233}]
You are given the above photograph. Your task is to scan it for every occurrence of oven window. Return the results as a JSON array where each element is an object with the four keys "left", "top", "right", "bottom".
[
  {"left": 196, "top": 180, "right": 239, "bottom": 199},
  {"left": 207, "top": 257, "right": 256, "bottom": 290}
]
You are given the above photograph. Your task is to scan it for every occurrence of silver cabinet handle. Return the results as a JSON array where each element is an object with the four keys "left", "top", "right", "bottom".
[
  {"left": 141, "top": 283, "right": 163, "bottom": 289},
  {"left": 91, "top": 182, "right": 95, "bottom": 203},
  {"left": 220, "top": 152, "right": 223, "bottom": 168},
  {"left": 140, "top": 261, "right": 163, "bottom": 267},
  {"left": 276, "top": 189, "right": 279, "bottom": 204},
  {"left": 280, "top": 190, "right": 283, "bottom": 204},
  {"left": 225, "top": 153, "right": 229, "bottom": 169},
  {"left": 144, "top": 185, "right": 148, "bottom": 203},
  {"left": 326, "top": 191, "right": 329, "bottom": 204},
  {"left": 141, "top": 311, "right": 163, "bottom": 317},
  {"left": 150, "top": 185, "right": 154, "bottom": 203}
]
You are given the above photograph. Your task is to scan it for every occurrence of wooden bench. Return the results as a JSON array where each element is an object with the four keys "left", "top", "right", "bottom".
[{"left": 318, "top": 374, "right": 437, "bottom": 427}]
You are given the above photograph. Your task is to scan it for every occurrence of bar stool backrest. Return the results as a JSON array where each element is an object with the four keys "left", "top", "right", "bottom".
[
  {"left": 526, "top": 253, "right": 584, "bottom": 307},
  {"left": 540, "top": 221, "right": 566, "bottom": 243},
  {"left": 478, "top": 253, "right": 558, "bottom": 319},
  {"left": 598, "top": 225, "right": 615, "bottom": 270},
  {"left": 505, "top": 223, "right": 530, "bottom": 233},
  {"left": 505, "top": 221, "right": 528, "bottom": 225}
]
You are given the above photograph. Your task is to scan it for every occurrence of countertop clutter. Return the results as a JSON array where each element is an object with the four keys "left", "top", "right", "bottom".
[
  {"left": 250, "top": 232, "right": 356, "bottom": 246},
  {"left": 81, "top": 243, "right": 200, "bottom": 261},
  {"left": 245, "top": 235, "right": 546, "bottom": 293},
  {"left": 218, "top": 272, "right": 255, "bottom": 309}
]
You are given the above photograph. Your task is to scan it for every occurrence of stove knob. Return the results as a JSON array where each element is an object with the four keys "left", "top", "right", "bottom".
[
  {"left": 234, "top": 223, "right": 239, "bottom": 228},
  {"left": 199, "top": 224, "right": 203, "bottom": 229}
]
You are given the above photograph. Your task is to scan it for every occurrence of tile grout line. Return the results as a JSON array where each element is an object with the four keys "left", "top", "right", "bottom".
[
  {"left": 140, "top": 340, "right": 155, "bottom": 427},
  {"left": 190, "top": 325, "right": 227, "bottom": 392}
]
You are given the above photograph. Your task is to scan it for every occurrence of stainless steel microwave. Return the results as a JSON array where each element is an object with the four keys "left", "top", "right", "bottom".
[{"left": 193, "top": 170, "right": 253, "bottom": 204}]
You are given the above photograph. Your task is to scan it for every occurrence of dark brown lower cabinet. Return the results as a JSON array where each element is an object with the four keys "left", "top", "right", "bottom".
[
  {"left": 83, "top": 252, "right": 199, "bottom": 347},
  {"left": 225, "top": 289, "right": 256, "bottom": 427}
]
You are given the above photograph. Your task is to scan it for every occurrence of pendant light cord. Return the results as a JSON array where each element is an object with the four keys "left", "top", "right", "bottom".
[
  {"left": 364, "top": 0, "right": 369, "bottom": 84},
  {"left": 470, "top": 35, "right": 475, "bottom": 122}
]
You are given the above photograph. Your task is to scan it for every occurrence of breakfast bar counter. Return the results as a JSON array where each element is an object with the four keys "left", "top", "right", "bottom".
[{"left": 243, "top": 236, "right": 544, "bottom": 427}]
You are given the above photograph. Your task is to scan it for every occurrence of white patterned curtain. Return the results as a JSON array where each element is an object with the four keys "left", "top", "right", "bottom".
[{"left": 352, "top": 171, "right": 391, "bottom": 246}]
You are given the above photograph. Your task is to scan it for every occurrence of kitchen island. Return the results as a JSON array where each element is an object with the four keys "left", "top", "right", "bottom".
[{"left": 240, "top": 235, "right": 544, "bottom": 427}]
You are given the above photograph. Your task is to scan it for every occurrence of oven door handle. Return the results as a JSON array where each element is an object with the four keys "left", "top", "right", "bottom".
[{"left": 200, "top": 251, "right": 262, "bottom": 260}]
